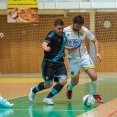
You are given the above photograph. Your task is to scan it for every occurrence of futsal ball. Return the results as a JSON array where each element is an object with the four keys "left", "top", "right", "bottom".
[{"left": 82, "top": 94, "right": 95, "bottom": 107}]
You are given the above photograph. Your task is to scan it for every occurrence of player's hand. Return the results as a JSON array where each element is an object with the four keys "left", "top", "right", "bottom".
[
  {"left": 69, "top": 46, "right": 77, "bottom": 51},
  {"left": 44, "top": 46, "right": 51, "bottom": 52},
  {"left": 0, "top": 33, "right": 4, "bottom": 38},
  {"left": 97, "top": 53, "right": 101, "bottom": 62},
  {"left": 62, "top": 52, "right": 66, "bottom": 58}
]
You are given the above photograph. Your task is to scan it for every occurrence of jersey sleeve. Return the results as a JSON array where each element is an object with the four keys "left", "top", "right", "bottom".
[
  {"left": 43, "top": 31, "right": 55, "bottom": 44},
  {"left": 44, "top": 35, "right": 51, "bottom": 44},
  {"left": 63, "top": 28, "right": 68, "bottom": 45},
  {"left": 84, "top": 27, "right": 95, "bottom": 41},
  {"left": 63, "top": 33, "right": 67, "bottom": 45}
]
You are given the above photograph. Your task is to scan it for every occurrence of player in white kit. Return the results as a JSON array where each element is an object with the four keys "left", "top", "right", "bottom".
[{"left": 63, "top": 15, "right": 103, "bottom": 103}]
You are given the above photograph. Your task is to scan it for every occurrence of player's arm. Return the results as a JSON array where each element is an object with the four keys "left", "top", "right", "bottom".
[
  {"left": 85, "top": 27, "right": 101, "bottom": 62},
  {"left": 62, "top": 51, "right": 66, "bottom": 58},
  {"left": 92, "top": 39, "right": 101, "bottom": 62},
  {"left": 42, "top": 41, "right": 51, "bottom": 52},
  {"left": 65, "top": 45, "right": 76, "bottom": 51},
  {"left": 63, "top": 28, "right": 77, "bottom": 51}
]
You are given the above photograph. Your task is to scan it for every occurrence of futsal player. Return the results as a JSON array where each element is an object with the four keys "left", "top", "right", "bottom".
[
  {"left": 28, "top": 19, "right": 67, "bottom": 104},
  {"left": 0, "top": 33, "right": 14, "bottom": 107},
  {"left": 63, "top": 15, "right": 103, "bottom": 103}
]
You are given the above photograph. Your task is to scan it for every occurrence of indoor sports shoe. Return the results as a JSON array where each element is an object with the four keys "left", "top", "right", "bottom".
[
  {"left": 43, "top": 98, "right": 54, "bottom": 105},
  {"left": 93, "top": 94, "right": 103, "bottom": 103},
  {"left": 0, "top": 95, "right": 14, "bottom": 107},
  {"left": 66, "top": 90, "right": 72, "bottom": 99},
  {"left": 66, "top": 86, "right": 72, "bottom": 99},
  {"left": 28, "top": 87, "right": 35, "bottom": 102}
]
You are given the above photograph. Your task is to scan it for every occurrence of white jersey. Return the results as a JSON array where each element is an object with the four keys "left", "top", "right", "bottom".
[{"left": 64, "top": 25, "right": 95, "bottom": 58}]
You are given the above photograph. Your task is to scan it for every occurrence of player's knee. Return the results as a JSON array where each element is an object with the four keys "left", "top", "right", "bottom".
[
  {"left": 91, "top": 75, "right": 97, "bottom": 81},
  {"left": 71, "top": 81, "right": 78, "bottom": 86},
  {"left": 59, "top": 78, "right": 67, "bottom": 85},
  {"left": 44, "top": 82, "right": 53, "bottom": 88},
  {"left": 71, "top": 78, "right": 79, "bottom": 86}
]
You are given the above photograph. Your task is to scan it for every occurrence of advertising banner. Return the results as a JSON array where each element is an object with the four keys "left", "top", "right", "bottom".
[{"left": 7, "top": 0, "right": 39, "bottom": 23}]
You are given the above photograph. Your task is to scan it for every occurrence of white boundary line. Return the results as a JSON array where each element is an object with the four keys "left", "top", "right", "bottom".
[
  {"left": 4, "top": 108, "right": 84, "bottom": 111},
  {"left": 8, "top": 78, "right": 105, "bottom": 100}
]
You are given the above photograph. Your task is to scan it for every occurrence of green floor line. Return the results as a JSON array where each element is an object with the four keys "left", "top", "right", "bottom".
[{"left": 0, "top": 78, "right": 117, "bottom": 117}]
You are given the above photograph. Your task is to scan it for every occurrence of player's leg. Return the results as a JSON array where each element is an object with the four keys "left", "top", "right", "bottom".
[
  {"left": 28, "top": 82, "right": 53, "bottom": 102},
  {"left": 82, "top": 54, "right": 103, "bottom": 103},
  {"left": 66, "top": 58, "right": 81, "bottom": 99},
  {"left": 28, "top": 60, "right": 53, "bottom": 102},
  {"left": 0, "top": 94, "right": 14, "bottom": 107},
  {"left": 66, "top": 76, "right": 79, "bottom": 99},
  {"left": 86, "top": 68, "right": 98, "bottom": 95},
  {"left": 43, "top": 63, "right": 67, "bottom": 104},
  {"left": 85, "top": 68, "right": 103, "bottom": 103},
  {"left": 43, "top": 77, "right": 67, "bottom": 104}
]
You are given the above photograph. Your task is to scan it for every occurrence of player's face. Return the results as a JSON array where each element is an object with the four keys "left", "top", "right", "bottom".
[
  {"left": 54, "top": 25, "right": 64, "bottom": 36},
  {"left": 73, "top": 23, "right": 82, "bottom": 31}
]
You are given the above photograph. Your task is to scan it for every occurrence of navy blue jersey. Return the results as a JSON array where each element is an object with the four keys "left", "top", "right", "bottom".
[{"left": 43, "top": 30, "right": 66, "bottom": 63}]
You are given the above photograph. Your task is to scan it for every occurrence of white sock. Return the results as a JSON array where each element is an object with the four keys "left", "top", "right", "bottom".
[
  {"left": 68, "top": 81, "right": 74, "bottom": 91},
  {"left": 91, "top": 80, "right": 99, "bottom": 95}
]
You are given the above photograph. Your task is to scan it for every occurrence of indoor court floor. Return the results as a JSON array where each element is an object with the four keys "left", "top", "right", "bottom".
[{"left": 0, "top": 73, "right": 117, "bottom": 117}]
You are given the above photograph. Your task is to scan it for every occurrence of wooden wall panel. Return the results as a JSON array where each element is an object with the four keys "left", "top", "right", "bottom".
[
  {"left": 0, "top": 13, "right": 90, "bottom": 73},
  {"left": 96, "top": 42, "right": 117, "bottom": 72},
  {"left": 95, "top": 12, "right": 117, "bottom": 72}
]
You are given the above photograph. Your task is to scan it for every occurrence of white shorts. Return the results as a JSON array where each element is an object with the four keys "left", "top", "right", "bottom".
[{"left": 68, "top": 54, "right": 95, "bottom": 78}]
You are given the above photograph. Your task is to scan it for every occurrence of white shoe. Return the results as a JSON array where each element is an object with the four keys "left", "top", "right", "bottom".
[
  {"left": 28, "top": 87, "right": 35, "bottom": 102},
  {"left": 0, "top": 95, "right": 14, "bottom": 108},
  {"left": 43, "top": 98, "right": 54, "bottom": 105}
]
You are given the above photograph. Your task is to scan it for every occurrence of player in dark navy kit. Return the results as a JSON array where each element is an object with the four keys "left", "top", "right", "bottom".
[{"left": 28, "top": 19, "right": 67, "bottom": 105}]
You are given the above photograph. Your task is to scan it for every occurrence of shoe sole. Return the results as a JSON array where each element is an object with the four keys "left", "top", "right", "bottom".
[
  {"left": 9, "top": 103, "right": 14, "bottom": 107},
  {"left": 28, "top": 94, "right": 34, "bottom": 102},
  {"left": 28, "top": 88, "right": 35, "bottom": 102},
  {"left": 1, "top": 103, "right": 14, "bottom": 108},
  {"left": 97, "top": 100, "right": 103, "bottom": 103},
  {"left": 43, "top": 100, "right": 54, "bottom": 105}
]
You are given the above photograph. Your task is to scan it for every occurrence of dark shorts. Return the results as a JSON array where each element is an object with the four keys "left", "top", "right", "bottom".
[{"left": 41, "top": 60, "right": 68, "bottom": 83}]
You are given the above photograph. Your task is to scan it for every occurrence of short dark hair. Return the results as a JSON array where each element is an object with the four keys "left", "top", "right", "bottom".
[
  {"left": 73, "top": 15, "right": 84, "bottom": 25},
  {"left": 54, "top": 19, "right": 64, "bottom": 26}
]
